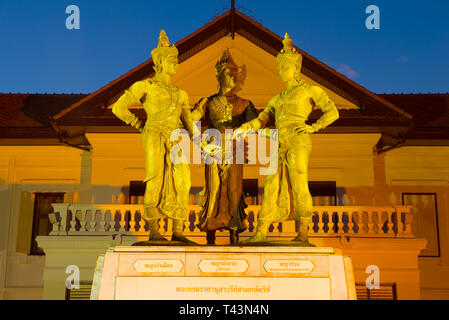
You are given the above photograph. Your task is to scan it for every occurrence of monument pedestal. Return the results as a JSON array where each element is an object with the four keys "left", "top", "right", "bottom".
[{"left": 91, "top": 246, "right": 356, "bottom": 300}]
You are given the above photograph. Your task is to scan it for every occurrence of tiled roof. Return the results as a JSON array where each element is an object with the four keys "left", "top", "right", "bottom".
[
  {"left": 379, "top": 93, "right": 449, "bottom": 128},
  {"left": 0, "top": 93, "right": 87, "bottom": 128}
]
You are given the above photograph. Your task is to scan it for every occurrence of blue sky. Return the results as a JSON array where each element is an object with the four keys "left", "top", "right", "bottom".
[{"left": 0, "top": 0, "right": 448, "bottom": 94}]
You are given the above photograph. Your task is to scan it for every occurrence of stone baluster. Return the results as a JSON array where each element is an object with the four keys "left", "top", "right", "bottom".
[
  {"left": 347, "top": 211, "right": 354, "bottom": 234},
  {"left": 337, "top": 211, "right": 345, "bottom": 234},
  {"left": 88, "top": 210, "right": 96, "bottom": 232},
  {"left": 359, "top": 211, "right": 367, "bottom": 234},
  {"left": 118, "top": 211, "right": 126, "bottom": 233},
  {"left": 140, "top": 217, "right": 148, "bottom": 233},
  {"left": 129, "top": 210, "right": 137, "bottom": 232},
  {"left": 387, "top": 209, "right": 395, "bottom": 235},
  {"left": 107, "top": 210, "right": 115, "bottom": 232},
  {"left": 404, "top": 207, "right": 413, "bottom": 235},
  {"left": 376, "top": 211, "right": 384, "bottom": 234},
  {"left": 394, "top": 205, "right": 413, "bottom": 236},
  {"left": 308, "top": 218, "right": 314, "bottom": 235},
  {"left": 98, "top": 210, "right": 106, "bottom": 232},
  {"left": 50, "top": 203, "right": 70, "bottom": 235},
  {"left": 365, "top": 210, "right": 374, "bottom": 234},
  {"left": 79, "top": 208, "right": 88, "bottom": 232},
  {"left": 396, "top": 206, "right": 404, "bottom": 235},
  {"left": 69, "top": 209, "right": 78, "bottom": 233},
  {"left": 317, "top": 210, "right": 325, "bottom": 234},
  {"left": 134, "top": 210, "right": 141, "bottom": 233}
]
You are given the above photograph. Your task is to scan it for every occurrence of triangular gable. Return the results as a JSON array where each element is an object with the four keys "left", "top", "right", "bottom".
[
  {"left": 172, "top": 34, "right": 361, "bottom": 110},
  {"left": 53, "top": 9, "right": 411, "bottom": 125}
]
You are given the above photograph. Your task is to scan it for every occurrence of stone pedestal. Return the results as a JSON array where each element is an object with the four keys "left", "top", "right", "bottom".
[{"left": 91, "top": 246, "right": 356, "bottom": 300}]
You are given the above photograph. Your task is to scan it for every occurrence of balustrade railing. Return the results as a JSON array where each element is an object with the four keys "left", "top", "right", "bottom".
[{"left": 49, "top": 204, "right": 414, "bottom": 238}]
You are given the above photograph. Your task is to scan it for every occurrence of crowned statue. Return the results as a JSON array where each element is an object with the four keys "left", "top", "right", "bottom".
[
  {"left": 191, "top": 48, "right": 258, "bottom": 245},
  {"left": 112, "top": 30, "right": 200, "bottom": 245},
  {"left": 235, "top": 33, "right": 340, "bottom": 244}
]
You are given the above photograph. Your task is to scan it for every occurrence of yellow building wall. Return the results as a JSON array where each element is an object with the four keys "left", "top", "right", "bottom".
[
  {"left": 383, "top": 147, "right": 449, "bottom": 299},
  {"left": 0, "top": 146, "right": 88, "bottom": 299}
]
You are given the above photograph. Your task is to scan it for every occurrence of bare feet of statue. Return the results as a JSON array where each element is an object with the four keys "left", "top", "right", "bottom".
[
  {"left": 292, "top": 224, "right": 309, "bottom": 242},
  {"left": 148, "top": 233, "right": 168, "bottom": 241},
  {"left": 291, "top": 233, "right": 308, "bottom": 242},
  {"left": 172, "top": 233, "right": 198, "bottom": 245},
  {"left": 240, "top": 232, "right": 267, "bottom": 244}
]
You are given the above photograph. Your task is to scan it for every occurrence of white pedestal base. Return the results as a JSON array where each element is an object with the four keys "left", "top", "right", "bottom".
[{"left": 92, "top": 246, "right": 356, "bottom": 300}]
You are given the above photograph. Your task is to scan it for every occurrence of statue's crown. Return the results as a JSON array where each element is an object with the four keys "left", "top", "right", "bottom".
[
  {"left": 277, "top": 32, "right": 302, "bottom": 66},
  {"left": 218, "top": 48, "right": 235, "bottom": 65},
  {"left": 280, "top": 33, "right": 296, "bottom": 54},
  {"left": 157, "top": 29, "right": 171, "bottom": 48},
  {"left": 151, "top": 29, "right": 178, "bottom": 62},
  {"left": 215, "top": 48, "right": 238, "bottom": 72}
]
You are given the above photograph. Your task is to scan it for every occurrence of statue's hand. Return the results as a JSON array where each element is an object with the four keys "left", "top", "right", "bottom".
[
  {"left": 195, "top": 97, "right": 208, "bottom": 109},
  {"left": 294, "top": 124, "right": 315, "bottom": 135},
  {"left": 200, "top": 139, "right": 208, "bottom": 151},
  {"left": 134, "top": 120, "right": 144, "bottom": 133},
  {"left": 233, "top": 122, "right": 251, "bottom": 140},
  {"left": 200, "top": 140, "right": 221, "bottom": 158}
]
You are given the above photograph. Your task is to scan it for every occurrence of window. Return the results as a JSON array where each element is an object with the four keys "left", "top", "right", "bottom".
[
  {"left": 243, "top": 179, "right": 259, "bottom": 205},
  {"left": 129, "top": 181, "right": 145, "bottom": 204},
  {"left": 309, "top": 181, "right": 337, "bottom": 206},
  {"left": 402, "top": 193, "right": 440, "bottom": 257},
  {"left": 30, "top": 193, "right": 65, "bottom": 255}
]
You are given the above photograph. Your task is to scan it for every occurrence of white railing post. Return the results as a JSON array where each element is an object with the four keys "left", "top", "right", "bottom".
[
  {"left": 50, "top": 203, "right": 70, "bottom": 235},
  {"left": 118, "top": 210, "right": 126, "bottom": 233},
  {"left": 69, "top": 208, "right": 77, "bottom": 233},
  {"left": 347, "top": 211, "right": 354, "bottom": 234},
  {"left": 129, "top": 209, "right": 136, "bottom": 232},
  {"left": 387, "top": 208, "right": 395, "bottom": 235},
  {"left": 337, "top": 211, "right": 344, "bottom": 234},
  {"left": 88, "top": 210, "right": 96, "bottom": 232},
  {"left": 394, "top": 205, "right": 414, "bottom": 237},
  {"left": 98, "top": 210, "right": 106, "bottom": 232},
  {"left": 314, "top": 209, "right": 322, "bottom": 234}
]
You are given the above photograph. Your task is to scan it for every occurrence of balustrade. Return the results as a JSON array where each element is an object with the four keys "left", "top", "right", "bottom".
[{"left": 49, "top": 204, "right": 414, "bottom": 239}]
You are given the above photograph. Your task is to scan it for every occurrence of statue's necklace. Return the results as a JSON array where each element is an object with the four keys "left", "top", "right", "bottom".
[
  {"left": 214, "top": 94, "right": 235, "bottom": 118},
  {"left": 281, "top": 80, "right": 304, "bottom": 102},
  {"left": 154, "top": 80, "right": 177, "bottom": 109}
]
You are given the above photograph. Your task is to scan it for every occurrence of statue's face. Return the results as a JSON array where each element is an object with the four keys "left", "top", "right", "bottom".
[
  {"left": 277, "top": 58, "right": 297, "bottom": 82},
  {"left": 161, "top": 55, "right": 179, "bottom": 76},
  {"left": 219, "top": 66, "right": 236, "bottom": 91}
]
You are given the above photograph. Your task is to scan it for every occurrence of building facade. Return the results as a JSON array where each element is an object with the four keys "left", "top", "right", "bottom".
[{"left": 1, "top": 10, "right": 448, "bottom": 300}]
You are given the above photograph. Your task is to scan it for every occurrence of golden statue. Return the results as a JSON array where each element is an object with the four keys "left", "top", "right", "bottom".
[
  {"left": 191, "top": 48, "right": 258, "bottom": 244},
  {"left": 112, "top": 30, "right": 199, "bottom": 244},
  {"left": 236, "top": 33, "right": 339, "bottom": 244}
]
